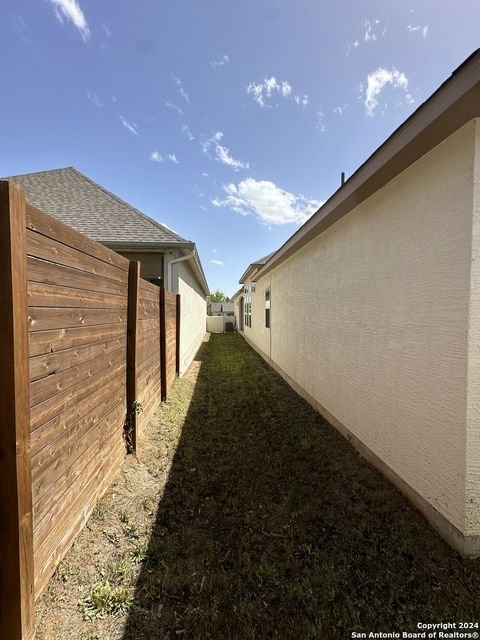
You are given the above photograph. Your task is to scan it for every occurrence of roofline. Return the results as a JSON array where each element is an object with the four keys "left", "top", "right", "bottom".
[
  {"left": 239, "top": 264, "right": 258, "bottom": 284},
  {"left": 4, "top": 166, "right": 192, "bottom": 246},
  {"left": 103, "top": 241, "right": 195, "bottom": 251},
  {"left": 255, "top": 49, "right": 480, "bottom": 281}
]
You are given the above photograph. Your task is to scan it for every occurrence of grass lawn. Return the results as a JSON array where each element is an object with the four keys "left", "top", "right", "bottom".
[{"left": 36, "top": 333, "right": 480, "bottom": 640}]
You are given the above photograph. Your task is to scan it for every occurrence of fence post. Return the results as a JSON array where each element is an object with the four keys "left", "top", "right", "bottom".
[
  {"left": 160, "top": 287, "right": 167, "bottom": 401},
  {"left": 176, "top": 294, "right": 181, "bottom": 376},
  {"left": 0, "top": 181, "right": 35, "bottom": 640},
  {"left": 127, "top": 261, "right": 140, "bottom": 453}
]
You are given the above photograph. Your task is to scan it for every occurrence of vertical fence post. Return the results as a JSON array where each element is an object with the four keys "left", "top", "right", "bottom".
[
  {"left": 175, "top": 294, "right": 181, "bottom": 376},
  {"left": 127, "top": 261, "right": 140, "bottom": 453},
  {"left": 0, "top": 182, "right": 35, "bottom": 640},
  {"left": 160, "top": 287, "right": 167, "bottom": 401}
]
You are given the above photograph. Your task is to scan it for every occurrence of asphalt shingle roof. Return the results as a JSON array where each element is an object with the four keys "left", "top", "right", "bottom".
[{"left": 4, "top": 167, "right": 190, "bottom": 245}]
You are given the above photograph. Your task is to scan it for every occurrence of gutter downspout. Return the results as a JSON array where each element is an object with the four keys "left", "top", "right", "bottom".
[{"left": 166, "top": 250, "right": 196, "bottom": 291}]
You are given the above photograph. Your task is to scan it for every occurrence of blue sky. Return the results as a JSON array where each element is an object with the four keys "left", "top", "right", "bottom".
[{"left": 1, "top": 1, "right": 479, "bottom": 295}]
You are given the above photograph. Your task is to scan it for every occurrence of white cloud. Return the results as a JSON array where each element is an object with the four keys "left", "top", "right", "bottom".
[
  {"left": 246, "top": 77, "right": 306, "bottom": 109},
  {"left": 294, "top": 94, "right": 309, "bottom": 107},
  {"left": 181, "top": 124, "right": 194, "bottom": 141},
  {"left": 210, "top": 259, "right": 224, "bottom": 265},
  {"left": 172, "top": 74, "right": 189, "bottom": 103},
  {"left": 119, "top": 116, "right": 139, "bottom": 135},
  {"left": 164, "top": 101, "right": 184, "bottom": 116},
  {"left": 202, "top": 131, "right": 249, "bottom": 171},
  {"left": 49, "top": 0, "right": 90, "bottom": 41},
  {"left": 150, "top": 151, "right": 179, "bottom": 164},
  {"left": 364, "top": 67, "right": 414, "bottom": 117},
  {"left": 345, "top": 40, "right": 360, "bottom": 56},
  {"left": 345, "top": 18, "right": 386, "bottom": 55},
  {"left": 407, "top": 24, "right": 429, "bottom": 37},
  {"left": 212, "top": 178, "right": 321, "bottom": 226},
  {"left": 363, "top": 18, "right": 381, "bottom": 41},
  {"left": 333, "top": 104, "right": 347, "bottom": 115},
  {"left": 210, "top": 54, "right": 229, "bottom": 68},
  {"left": 316, "top": 110, "right": 326, "bottom": 133},
  {"left": 212, "top": 248, "right": 218, "bottom": 253},
  {"left": 102, "top": 24, "right": 112, "bottom": 37},
  {"left": 86, "top": 91, "right": 103, "bottom": 108}
]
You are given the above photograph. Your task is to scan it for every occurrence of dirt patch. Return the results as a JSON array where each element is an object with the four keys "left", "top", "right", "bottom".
[{"left": 36, "top": 333, "right": 480, "bottom": 640}]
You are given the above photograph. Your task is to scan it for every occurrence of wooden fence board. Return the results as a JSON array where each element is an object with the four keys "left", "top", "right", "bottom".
[{"left": 0, "top": 182, "right": 35, "bottom": 640}]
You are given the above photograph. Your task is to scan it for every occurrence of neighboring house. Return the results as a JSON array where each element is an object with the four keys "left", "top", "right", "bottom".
[
  {"left": 6, "top": 167, "right": 209, "bottom": 374},
  {"left": 235, "top": 50, "right": 480, "bottom": 556},
  {"left": 233, "top": 253, "right": 274, "bottom": 332},
  {"left": 210, "top": 302, "right": 235, "bottom": 316}
]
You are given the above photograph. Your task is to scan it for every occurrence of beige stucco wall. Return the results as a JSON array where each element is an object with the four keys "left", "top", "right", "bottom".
[
  {"left": 466, "top": 120, "right": 480, "bottom": 536},
  {"left": 242, "top": 120, "right": 479, "bottom": 537},
  {"left": 173, "top": 260, "right": 207, "bottom": 375}
]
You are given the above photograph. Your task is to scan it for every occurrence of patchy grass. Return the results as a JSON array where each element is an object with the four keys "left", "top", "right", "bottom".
[{"left": 36, "top": 333, "right": 480, "bottom": 640}]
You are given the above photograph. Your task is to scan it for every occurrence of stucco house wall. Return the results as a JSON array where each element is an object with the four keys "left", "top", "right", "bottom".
[
  {"left": 172, "top": 259, "right": 207, "bottom": 374},
  {"left": 239, "top": 120, "right": 480, "bottom": 550}
]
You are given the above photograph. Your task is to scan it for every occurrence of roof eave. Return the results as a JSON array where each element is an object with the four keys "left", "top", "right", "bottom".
[
  {"left": 255, "top": 49, "right": 480, "bottom": 281},
  {"left": 103, "top": 240, "right": 195, "bottom": 252}
]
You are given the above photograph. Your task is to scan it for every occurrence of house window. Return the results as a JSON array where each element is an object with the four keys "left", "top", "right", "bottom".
[
  {"left": 244, "top": 293, "right": 252, "bottom": 328},
  {"left": 265, "top": 287, "right": 271, "bottom": 329}
]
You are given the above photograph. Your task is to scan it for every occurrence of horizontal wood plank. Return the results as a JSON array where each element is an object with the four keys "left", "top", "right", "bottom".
[
  {"left": 30, "top": 348, "right": 125, "bottom": 408},
  {"left": 28, "top": 256, "right": 128, "bottom": 298},
  {"left": 30, "top": 335, "right": 126, "bottom": 382},
  {"left": 28, "top": 306, "right": 126, "bottom": 332},
  {"left": 27, "top": 229, "right": 127, "bottom": 285}
]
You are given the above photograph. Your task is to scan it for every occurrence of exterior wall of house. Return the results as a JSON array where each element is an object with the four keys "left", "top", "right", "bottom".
[
  {"left": 240, "top": 120, "right": 479, "bottom": 545},
  {"left": 173, "top": 259, "right": 207, "bottom": 374},
  {"left": 466, "top": 119, "right": 480, "bottom": 536}
]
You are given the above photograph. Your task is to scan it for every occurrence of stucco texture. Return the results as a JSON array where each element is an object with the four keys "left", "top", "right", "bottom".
[
  {"left": 242, "top": 120, "right": 479, "bottom": 536},
  {"left": 174, "top": 260, "right": 207, "bottom": 375}
]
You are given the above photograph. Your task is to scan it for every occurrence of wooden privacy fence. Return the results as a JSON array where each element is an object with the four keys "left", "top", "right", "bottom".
[{"left": 0, "top": 181, "right": 180, "bottom": 639}]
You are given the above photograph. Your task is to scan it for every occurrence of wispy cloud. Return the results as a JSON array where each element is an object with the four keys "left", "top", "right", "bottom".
[
  {"left": 86, "top": 91, "right": 103, "bottom": 108},
  {"left": 119, "top": 116, "right": 139, "bottom": 135},
  {"left": 13, "top": 15, "right": 31, "bottom": 43},
  {"left": 407, "top": 24, "right": 429, "bottom": 37},
  {"left": 48, "top": 0, "right": 90, "bottom": 41},
  {"left": 333, "top": 104, "right": 347, "bottom": 115},
  {"left": 363, "top": 68, "right": 414, "bottom": 117},
  {"left": 316, "top": 110, "right": 326, "bottom": 133},
  {"left": 202, "top": 132, "right": 249, "bottom": 171},
  {"left": 210, "top": 259, "right": 224, "bottom": 265},
  {"left": 150, "top": 151, "right": 179, "bottom": 164},
  {"left": 212, "top": 248, "right": 218, "bottom": 253},
  {"left": 210, "top": 54, "right": 230, "bottom": 69},
  {"left": 212, "top": 178, "right": 321, "bottom": 226},
  {"left": 294, "top": 95, "right": 309, "bottom": 107},
  {"left": 172, "top": 74, "right": 189, "bottom": 103},
  {"left": 163, "top": 101, "right": 184, "bottom": 116},
  {"left": 181, "top": 124, "right": 194, "bottom": 141},
  {"left": 102, "top": 24, "right": 112, "bottom": 37},
  {"left": 246, "top": 77, "right": 307, "bottom": 109},
  {"left": 345, "top": 18, "right": 386, "bottom": 55}
]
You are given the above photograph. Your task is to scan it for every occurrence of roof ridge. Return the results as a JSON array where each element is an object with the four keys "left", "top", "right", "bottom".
[{"left": 69, "top": 167, "right": 190, "bottom": 244}]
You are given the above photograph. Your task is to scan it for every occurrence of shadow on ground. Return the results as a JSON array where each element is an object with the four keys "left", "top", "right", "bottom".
[{"left": 122, "top": 333, "right": 480, "bottom": 640}]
